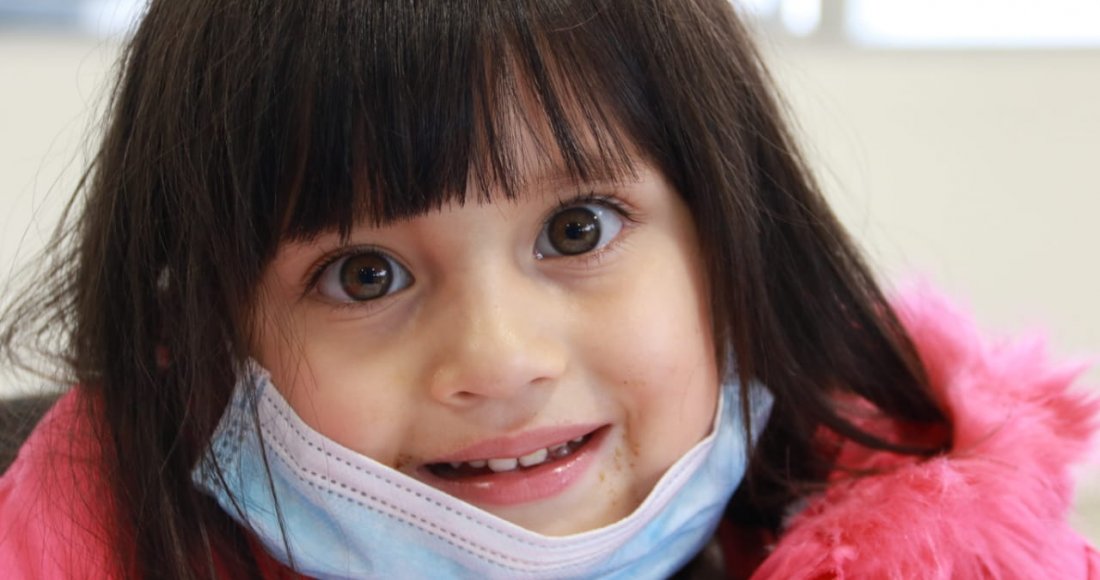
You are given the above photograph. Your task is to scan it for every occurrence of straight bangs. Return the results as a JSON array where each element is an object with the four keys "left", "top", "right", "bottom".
[{"left": 274, "top": 1, "right": 667, "bottom": 241}]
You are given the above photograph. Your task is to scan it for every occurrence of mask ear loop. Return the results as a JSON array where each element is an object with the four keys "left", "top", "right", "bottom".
[{"left": 722, "top": 346, "right": 775, "bottom": 456}]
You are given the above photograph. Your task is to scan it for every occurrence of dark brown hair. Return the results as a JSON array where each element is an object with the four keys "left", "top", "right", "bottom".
[{"left": 1, "top": 0, "right": 946, "bottom": 577}]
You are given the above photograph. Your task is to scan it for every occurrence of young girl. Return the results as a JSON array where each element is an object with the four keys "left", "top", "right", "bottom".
[{"left": 1, "top": 1, "right": 1097, "bottom": 578}]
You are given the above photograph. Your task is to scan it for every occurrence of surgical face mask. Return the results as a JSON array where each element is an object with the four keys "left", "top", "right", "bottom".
[{"left": 193, "top": 363, "right": 772, "bottom": 579}]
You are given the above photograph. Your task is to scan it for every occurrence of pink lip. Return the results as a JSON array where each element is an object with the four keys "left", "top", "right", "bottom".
[
  {"left": 418, "top": 425, "right": 610, "bottom": 506},
  {"left": 431, "top": 423, "right": 604, "bottom": 463}
]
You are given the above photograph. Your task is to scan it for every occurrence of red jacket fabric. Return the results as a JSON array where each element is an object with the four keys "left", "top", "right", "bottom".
[
  {"left": 0, "top": 389, "right": 118, "bottom": 577},
  {"left": 1, "top": 287, "right": 1097, "bottom": 578}
]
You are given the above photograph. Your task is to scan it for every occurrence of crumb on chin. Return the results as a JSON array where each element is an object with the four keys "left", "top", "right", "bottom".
[{"left": 393, "top": 453, "right": 416, "bottom": 471}]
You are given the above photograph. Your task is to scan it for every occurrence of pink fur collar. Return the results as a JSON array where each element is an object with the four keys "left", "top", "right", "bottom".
[{"left": 753, "top": 286, "right": 1100, "bottom": 579}]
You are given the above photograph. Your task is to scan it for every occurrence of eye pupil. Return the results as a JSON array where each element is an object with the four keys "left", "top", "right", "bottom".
[
  {"left": 340, "top": 253, "right": 392, "bottom": 300},
  {"left": 549, "top": 207, "right": 601, "bottom": 255}
]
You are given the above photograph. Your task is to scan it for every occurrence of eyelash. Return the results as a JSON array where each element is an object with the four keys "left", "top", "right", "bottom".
[
  {"left": 547, "top": 192, "right": 638, "bottom": 225},
  {"left": 303, "top": 191, "right": 639, "bottom": 304}
]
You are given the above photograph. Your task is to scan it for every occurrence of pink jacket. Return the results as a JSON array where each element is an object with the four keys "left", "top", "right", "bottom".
[
  {"left": 1, "top": 288, "right": 1097, "bottom": 578},
  {"left": 752, "top": 287, "right": 1100, "bottom": 579}
]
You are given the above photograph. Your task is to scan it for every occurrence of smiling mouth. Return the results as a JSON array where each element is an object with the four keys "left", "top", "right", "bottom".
[{"left": 426, "top": 429, "right": 601, "bottom": 480}]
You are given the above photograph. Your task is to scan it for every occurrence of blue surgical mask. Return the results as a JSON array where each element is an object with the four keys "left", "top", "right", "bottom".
[{"left": 193, "top": 363, "right": 772, "bottom": 579}]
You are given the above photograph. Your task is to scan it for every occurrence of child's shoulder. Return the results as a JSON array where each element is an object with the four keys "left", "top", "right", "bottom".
[
  {"left": 0, "top": 389, "right": 303, "bottom": 579},
  {"left": 756, "top": 286, "right": 1100, "bottom": 579},
  {"left": 0, "top": 389, "right": 120, "bottom": 577}
]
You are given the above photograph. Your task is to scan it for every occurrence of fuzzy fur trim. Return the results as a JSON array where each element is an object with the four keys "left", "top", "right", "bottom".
[{"left": 753, "top": 285, "right": 1100, "bottom": 579}]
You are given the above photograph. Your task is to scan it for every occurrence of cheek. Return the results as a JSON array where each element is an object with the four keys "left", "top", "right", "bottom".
[
  {"left": 251, "top": 308, "right": 413, "bottom": 464},
  {"left": 597, "top": 239, "right": 716, "bottom": 391},
  {"left": 578, "top": 247, "right": 718, "bottom": 480}
]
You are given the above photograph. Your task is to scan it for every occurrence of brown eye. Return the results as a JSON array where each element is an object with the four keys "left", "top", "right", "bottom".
[
  {"left": 536, "top": 203, "right": 624, "bottom": 258},
  {"left": 317, "top": 251, "right": 412, "bottom": 303}
]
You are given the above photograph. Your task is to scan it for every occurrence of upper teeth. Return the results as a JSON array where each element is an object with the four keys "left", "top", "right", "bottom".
[
  {"left": 488, "top": 457, "right": 518, "bottom": 471},
  {"left": 519, "top": 448, "right": 548, "bottom": 467},
  {"left": 446, "top": 437, "right": 585, "bottom": 473}
]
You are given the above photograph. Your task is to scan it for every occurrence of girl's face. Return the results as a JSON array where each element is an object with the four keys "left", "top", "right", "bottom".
[{"left": 252, "top": 153, "right": 719, "bottom": 536}]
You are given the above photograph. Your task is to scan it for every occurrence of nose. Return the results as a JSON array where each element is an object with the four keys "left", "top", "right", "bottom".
[{"left": 424, "top": 266, "right": 566, "bottom": 408}]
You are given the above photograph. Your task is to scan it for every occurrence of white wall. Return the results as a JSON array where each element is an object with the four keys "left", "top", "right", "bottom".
[
  {"left": 0, "top": 34, "right": 116, "bottom": 396},
  {"left": 770, "top": 47, "right": 1100, "bottom": 372},
  {"left": 1, "top": 34, "right": 1097, "bottom": 539}
]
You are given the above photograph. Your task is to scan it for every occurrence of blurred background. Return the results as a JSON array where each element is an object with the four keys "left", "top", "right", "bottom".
[{"left": 1, "top": 0, "right": 1097, "bottom": 541}]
